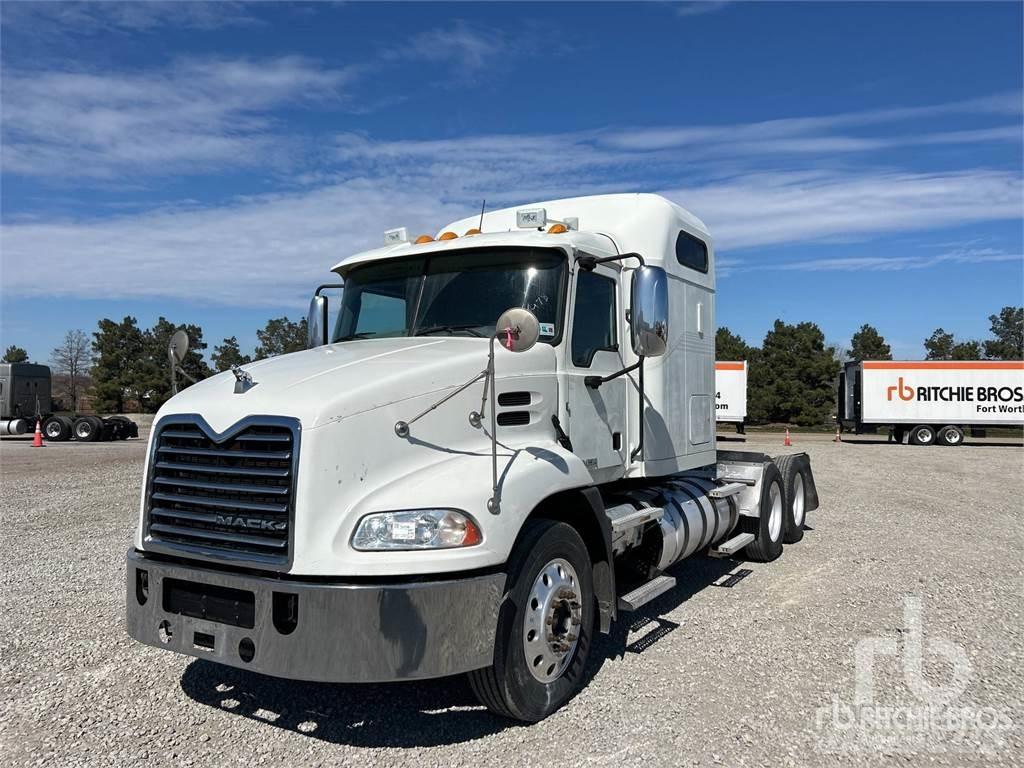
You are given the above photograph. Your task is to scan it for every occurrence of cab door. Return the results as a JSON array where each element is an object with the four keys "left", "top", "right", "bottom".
[{"left": 565, "top": 265, "right": 627, "bottom": 483}]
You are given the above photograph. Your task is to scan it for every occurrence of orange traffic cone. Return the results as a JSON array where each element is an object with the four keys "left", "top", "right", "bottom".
[
  {"left": 784, "top": 427, "right": 792, "bottom": 447},
  {"left": 31, "top": 417, "right": 45, "bottom": 448},
  {"left": 834, "top": 426, "right": 842, "bottom": 443}
]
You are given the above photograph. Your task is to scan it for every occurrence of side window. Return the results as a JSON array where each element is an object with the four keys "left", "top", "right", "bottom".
[
  {"left": 676, "top": 230, "right": 708, "bottom": 273},
  {"left": 355, "top": 292, "right": 407, "bottom": 336},
  {"left": 571, "top": 271, "right": 617, "bottom": 367}
]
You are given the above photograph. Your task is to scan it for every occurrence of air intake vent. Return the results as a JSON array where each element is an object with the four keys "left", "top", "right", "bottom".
[
  {"left": 497, "top": 411, "right": 530, "bottom": 427},
  {"left": 498, "top": 391, "right": 531, "bottom": 406},
  {"left": 145, "top": 418, "right": 298, "bottom": 569}
]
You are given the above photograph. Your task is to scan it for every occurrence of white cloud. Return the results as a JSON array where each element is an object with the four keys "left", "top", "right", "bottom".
[
  {"left": 3, "top": 166, "right": 1020, "bottom": 306},
  {"left": 0, "top": 1, "right": 259, "bottom": 36},
  {"left": 1, "top": 89, "right": 1020, "bottom": 304},
  {"left": 1, "top": 57, "right": 355, "bottom": 178},
  {"left": 760, "top": 248, "right": 1023, "bottom": 273}
]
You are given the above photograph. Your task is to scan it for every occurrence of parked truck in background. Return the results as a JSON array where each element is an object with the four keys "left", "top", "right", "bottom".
[
  {"left": 126, "top": 193, "right": 819, "bottom": 721},
  {"left": 0, "top": 362, "right": 138, "bottom": 441},
  {"left": 838, "top": 359, "right": 1024, "bottom": 445},
  {"left": 715, "top": 360, "right": 747, "bottom": 434}
]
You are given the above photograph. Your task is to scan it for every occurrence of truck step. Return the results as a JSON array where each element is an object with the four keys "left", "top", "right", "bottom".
[
  {"left": 709, "top": 482, "right": 747, "bottom": 499},
  {"left": 617, "top": 575, "right": 677, "bottom": 611},
  {"left": 606, "top": 503, "right": 664, "bottom": 534},
  {"left": 709, "top": 531, "right": 755, "bottom": 558}
]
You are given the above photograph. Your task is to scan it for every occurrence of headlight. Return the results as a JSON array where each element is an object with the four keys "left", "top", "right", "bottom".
[{"left": 351, "top": 509, "right": 482, "bottom": 551}]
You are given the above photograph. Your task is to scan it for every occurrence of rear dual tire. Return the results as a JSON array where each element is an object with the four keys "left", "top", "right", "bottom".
[
  {"left": 743, "top": 463, "right": 785, "bottom": 562},
  {"left": 72, "top": 416, "right": 103, "bottom": 442},
  {"left": 43, "top": 415, "right": 73, "bottom": 442},
  {"left": 469, "top": 519, "right": 595, "bottom": 722}
]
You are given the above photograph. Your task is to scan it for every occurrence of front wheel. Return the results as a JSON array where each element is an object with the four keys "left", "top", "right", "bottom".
[{"left": 468, "top": 519, "right": 595, "bottom": 722}]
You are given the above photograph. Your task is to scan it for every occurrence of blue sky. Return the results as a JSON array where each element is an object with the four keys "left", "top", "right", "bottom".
[{"left": 1, "top": 1, "right": 1021, "bottom": 362}]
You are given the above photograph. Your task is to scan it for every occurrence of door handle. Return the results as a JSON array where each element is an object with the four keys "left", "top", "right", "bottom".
[{"left": 697, "top": 302, "right": 704, "bottom": 336}]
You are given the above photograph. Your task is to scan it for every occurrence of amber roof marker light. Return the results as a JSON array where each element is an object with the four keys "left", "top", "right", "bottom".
[
  {"left": 414, "top": 234, "right": 434, "bottom": 244},
  {"left": 439, "top": 231, "right": 459, "bottom": 241}
]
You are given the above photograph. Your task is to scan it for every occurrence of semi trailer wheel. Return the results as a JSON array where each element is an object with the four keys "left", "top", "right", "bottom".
[
  {"left": 73, "top": 416, "right": 102, "bottom": 442},
  {"left": 43, "top": 415, "right": 72, "bottom": 442},
  {"left": 909, "top": 425, "right": 936, "bottom": 446},
  {"left": 468, "top": 519, "right": 595, "bottom": 722},
  {"left": 774, "top": 455, "right": 810, "bottom": 544},
  {"left": 938, "top": 425, "right": 964, "bottom": 447},
  {"left": 742, "top": 462, "right": 785, "bottom": 562}
]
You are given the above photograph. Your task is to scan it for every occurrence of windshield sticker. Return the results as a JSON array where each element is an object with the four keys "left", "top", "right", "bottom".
[{"left": 539, "top": 322, "right": 555, "bottom": 337}]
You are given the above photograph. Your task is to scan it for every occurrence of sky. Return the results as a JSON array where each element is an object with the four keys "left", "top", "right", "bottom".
[{"left": 1, "top": 0, "right": 1022, "bottom": 363}]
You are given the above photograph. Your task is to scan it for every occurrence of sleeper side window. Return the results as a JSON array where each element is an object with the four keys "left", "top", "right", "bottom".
[
  {"left": 571, "top": 271, "right": 617, "bottom": 368},
  {"left": 675, "top": 230, "right": 709, "bottom": 273}
]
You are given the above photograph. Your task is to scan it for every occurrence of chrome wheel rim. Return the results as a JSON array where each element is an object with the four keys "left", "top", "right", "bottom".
[
  {"left": 522, "top": 558, "right": 581, "bottom": 684},
  {"left": 75, "top": 422, "right": 91, "bottom": 438},
  {"left": 918, "top": 428, "right": 933, "bottom": 443},
  {"left": 768, "top": 482, "right": 783, "bottom": 541},
  {"left": 792, "top": 473, "right": 806, "bottom": 528},
  {"left": 45, "top": 421, "right": 61, "bottom": 438},
  {"left": 947, "top": 429, "right": 961, "bottom": 444}
]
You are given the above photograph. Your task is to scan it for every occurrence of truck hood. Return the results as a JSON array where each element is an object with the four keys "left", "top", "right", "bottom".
[{"left": 157, "top": 337, "right": 555, "bottom": 433}]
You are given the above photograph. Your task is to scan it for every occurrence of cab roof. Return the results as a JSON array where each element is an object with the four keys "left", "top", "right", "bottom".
[{"left": 331, "top": 193, "right": 712, "bottom": 277}]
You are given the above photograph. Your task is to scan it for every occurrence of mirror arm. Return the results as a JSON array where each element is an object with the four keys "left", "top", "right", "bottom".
[
  {"left": 312, "top": 284, "right": 343, "bottom": 347},
  {"left": 630, "top": 356, "right": 645, "bottom": 463},
  {"left": 576, "top": 252, "right": 645, "bottom": 272},
  {"left": 584, "top": 359, "right": 642, "bottom": 390}
]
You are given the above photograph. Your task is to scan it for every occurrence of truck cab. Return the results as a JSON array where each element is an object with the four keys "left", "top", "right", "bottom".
[{"left": 127, "top": 193, "right": 818, "bottom": 721}]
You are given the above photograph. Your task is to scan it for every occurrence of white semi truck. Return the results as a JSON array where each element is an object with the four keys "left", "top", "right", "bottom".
[
  {"left": 126, "top": 194, "right": 819, "bottom": 721},
  {"left": 839, "top": 359, "right": 1024, "bottom": 445},
  {"left": 715, "top": 360, "right": 747, "bottom": 434}
]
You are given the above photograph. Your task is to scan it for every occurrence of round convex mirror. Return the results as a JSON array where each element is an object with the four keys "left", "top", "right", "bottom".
[{"left": 495, "top": 308, "right": 540, "bottom": 352}]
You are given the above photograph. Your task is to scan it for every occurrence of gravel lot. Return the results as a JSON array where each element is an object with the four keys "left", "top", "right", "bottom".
[{"left": 2, "top": 429, "right": 1022, "bottom": 767}]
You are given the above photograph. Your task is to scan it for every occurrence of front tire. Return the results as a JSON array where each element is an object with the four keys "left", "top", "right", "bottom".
[{"left": 469, "top": 519, "right": 595, "bottom": 722}]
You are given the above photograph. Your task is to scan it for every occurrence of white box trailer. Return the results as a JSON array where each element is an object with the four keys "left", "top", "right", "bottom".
[
  {"left": 715, "top": 361, "right": 747, "bottom": 433},
  {"left": 839, "top": 360, "right": 1024, "bottom": 446}
]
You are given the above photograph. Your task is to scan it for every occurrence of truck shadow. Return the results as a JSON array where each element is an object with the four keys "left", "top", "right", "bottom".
[
  {"left": 178, "top": 555, "right": 749, "bottom": 746},
  {"left": 838, "top": 436, "right": 1023, "bottom": 448}
]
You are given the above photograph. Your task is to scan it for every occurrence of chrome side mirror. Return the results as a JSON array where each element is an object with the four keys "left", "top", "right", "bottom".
[
  {"left": 307, "top": 295, "right": 328, "bottom": 348},
  {"left": 631, "top": 266, "right": 668, "bottom": 357},
  {"left": 495, "top": 307, "right": 540, "bottom": 352}
]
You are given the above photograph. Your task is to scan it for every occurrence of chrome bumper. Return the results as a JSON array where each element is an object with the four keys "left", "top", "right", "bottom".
[{"left": 126, "top": 550, "right": 506, "bottom": 683}]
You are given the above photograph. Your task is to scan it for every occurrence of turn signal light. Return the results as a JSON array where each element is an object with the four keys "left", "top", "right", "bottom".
[
  {"left": 439, "top": 231, "right": 458, "bottom": 241},
  {"left": 414, "top": 235, "right": 434, "bottom": 244}
]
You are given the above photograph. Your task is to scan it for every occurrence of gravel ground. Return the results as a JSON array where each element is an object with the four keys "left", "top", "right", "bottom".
[{"left": 1, "top": 429, "right": 1022, "bottom": 767}]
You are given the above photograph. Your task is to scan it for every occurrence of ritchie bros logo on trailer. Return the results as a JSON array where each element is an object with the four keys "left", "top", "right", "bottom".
[{"left": 886, "top": 376, "right": 1024, "bottom": 405}]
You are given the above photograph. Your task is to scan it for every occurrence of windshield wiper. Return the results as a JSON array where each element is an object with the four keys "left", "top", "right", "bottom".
[
  {"left": 334, "top": 332, "right": 376, "bottom": 342},
  {"left": 413, "top": 324, "right": 486, "bottom": 338}
]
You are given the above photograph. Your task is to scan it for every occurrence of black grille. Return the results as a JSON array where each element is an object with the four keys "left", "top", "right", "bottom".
[
  {"left": 498, "top": 391, "right": 531, "bottom": 407},
  {"left": 497, "top": 411, "right": 530, "bottom": 426},
  {"left": 145, "top": 419, "right": 296, "bottom": 567}
]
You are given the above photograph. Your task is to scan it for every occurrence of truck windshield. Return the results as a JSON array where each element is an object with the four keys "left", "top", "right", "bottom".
[{"left": 332, "top": 247, "right": 566, "bottom": 343}]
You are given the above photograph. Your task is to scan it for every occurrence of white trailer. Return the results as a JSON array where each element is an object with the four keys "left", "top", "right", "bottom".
[
  {"left": 126, "top": 194, "right": 819, "bottom": 721},
  {"left": 715, "top": 360, "right": 747, "bottom": 433},
  {"left": 839, "top": 359, "right": 1024, "bottom": 445}
]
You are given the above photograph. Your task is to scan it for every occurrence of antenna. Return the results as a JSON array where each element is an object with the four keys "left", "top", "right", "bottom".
[{"left": 478, "top": 199, "right": 486, "bottom": 232}]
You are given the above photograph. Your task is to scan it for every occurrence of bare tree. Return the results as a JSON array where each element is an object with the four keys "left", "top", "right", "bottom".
[{"left": 51, "top": 330, "right": 91, "bottom": 411}]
